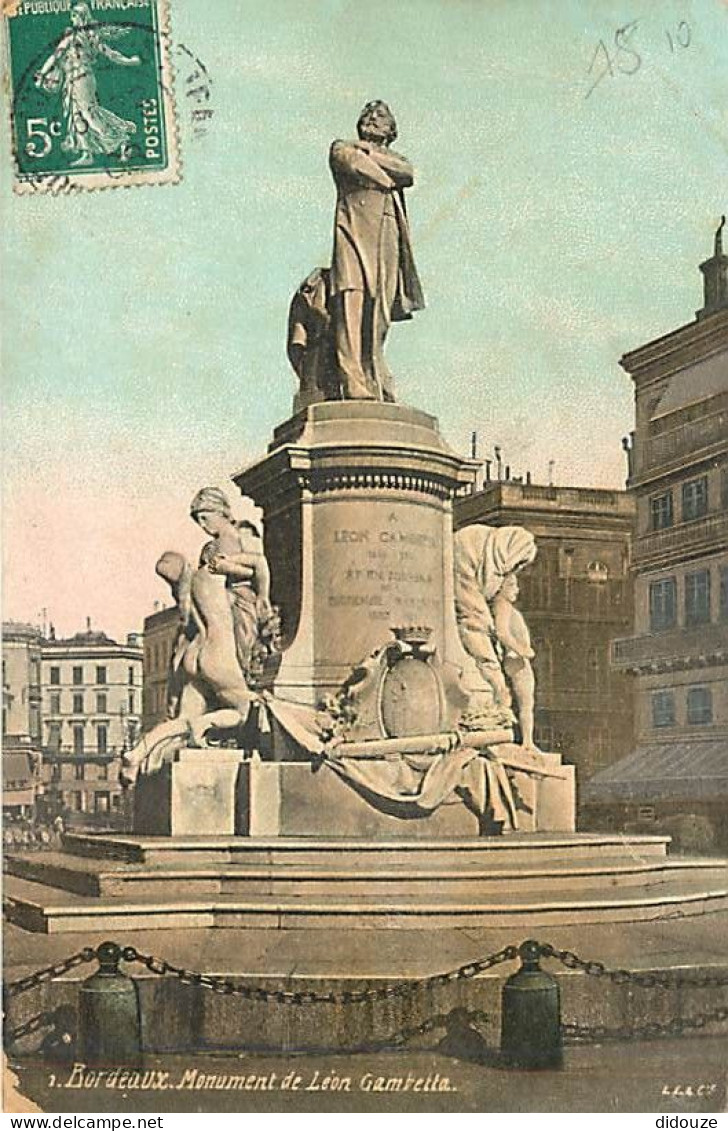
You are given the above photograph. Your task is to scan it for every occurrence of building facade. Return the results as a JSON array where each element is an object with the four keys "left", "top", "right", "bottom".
[
  {"left": 455, "top": 481, "right": 636, "bottom": 785},
  {"left": 2, "top": 622, "right": 43, "bottom": 818},
  {"left": 40, "top": 625, "right": 143, "bottom": 825},
  {"left": 142, "top": 605, "right": 180, "bottom": 731},
  {"left": 586, "top": 224, "right": 728, "bottom": 852}
]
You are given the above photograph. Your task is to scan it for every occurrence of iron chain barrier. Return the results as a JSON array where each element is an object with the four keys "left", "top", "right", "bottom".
[
  {"left": 541, "top": 945, "right": 728, "bottom": 1044},
  {"left": 541, "top": 944, "right": 728, "bottom": 991},
  {"left": 562, "top": 1004, "right": 728, "bottom": 1045},
  {"left": 5, "top": 939, "right": 728, "bottom": 1059},
  {"left": 129, "top": 943, "right": 518, "bottom": 1004},
  {"left": 4, "top": 948, "right": 97, "bottom": 999}
]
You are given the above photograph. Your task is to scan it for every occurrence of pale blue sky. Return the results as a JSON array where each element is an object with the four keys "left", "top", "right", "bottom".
[{"left": 2, "top": 0, "right": 727, "bottom": 638}]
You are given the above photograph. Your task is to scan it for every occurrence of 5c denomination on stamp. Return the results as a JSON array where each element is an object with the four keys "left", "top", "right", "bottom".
[{"left": 4, "top": 0, "right": 179, "bottom": 193}]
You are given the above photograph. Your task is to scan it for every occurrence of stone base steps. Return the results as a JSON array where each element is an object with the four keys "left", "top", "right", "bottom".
[
  {"left": 4, "top": 849, "right": 724, "bottom": 900},
  {"left": 5, "top": 870, "right": 728, "bottom": 934},
  {"left": 56, "top": 831, "right": 673, "bottom": 867},
  {"left": 5, "top": 832, "right": 726, "bottom": 934}
]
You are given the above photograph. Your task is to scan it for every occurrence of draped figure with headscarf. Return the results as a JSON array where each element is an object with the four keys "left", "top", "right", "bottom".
[{"left": 454, "top": 525, "right": 537, "bottom": 709}]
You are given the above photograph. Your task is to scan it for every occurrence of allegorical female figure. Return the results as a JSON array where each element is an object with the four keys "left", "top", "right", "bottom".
[
  {"left": 189, "top": 487, "right": 276, "bottom": 681},
  {"left": 34, "top": 2, "right": 140, "bottom": 167}
]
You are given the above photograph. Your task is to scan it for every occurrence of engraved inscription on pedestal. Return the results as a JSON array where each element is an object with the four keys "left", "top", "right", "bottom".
[
  {"left": 314, "top": 499, "right": 445, "bottom": 668},
  {"left": 235, "top": 402, "right": 479, "bottom": 705}
]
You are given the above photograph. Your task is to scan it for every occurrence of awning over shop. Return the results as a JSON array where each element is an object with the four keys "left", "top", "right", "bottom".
[
  {"left": 582, "top": 739, "right": 728, "bottom": 804},
  {"left": 2, "top": 752, "right": 37, "bottom": 806},
  {"left": 3, "top": 752, "right": 34, "bottom": 782},
  {"left": 3, "top": 788, "right": 35, "bottom": 807}
]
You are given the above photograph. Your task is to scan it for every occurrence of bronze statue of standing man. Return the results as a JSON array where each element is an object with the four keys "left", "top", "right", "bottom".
[{"left": 328, "top": 101, "right": 425, "bottom": 401}]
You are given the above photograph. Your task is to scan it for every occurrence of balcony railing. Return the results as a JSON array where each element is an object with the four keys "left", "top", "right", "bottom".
[
  {"left": 639, "top": 411, "right": 726, "bottom": 473},
  {"left": 612, "top": 621, "right": 728, "bottom": 668},
  {"left": 43, "top": 746, "right": 120, "bottom": 761},
  {"left": 518, "top": 485, "right": 625, "bottom": 508},
  {"left": 636, "top": 512, "right": 728, "bottom": 564}
]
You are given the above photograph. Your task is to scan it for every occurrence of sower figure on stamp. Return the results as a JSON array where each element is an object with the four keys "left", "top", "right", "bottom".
[
  {"left": 329, "top": 101, "right": 425, "bottom": 400},
  {"left": 34, "top": 2, "right": 140, "bottom": 168}
]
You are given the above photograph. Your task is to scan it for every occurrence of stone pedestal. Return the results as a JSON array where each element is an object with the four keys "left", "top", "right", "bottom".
[
  {"left": 506, "top": 758, "right": 577, "bottom": 833},
  {"left": 234, "top": 401, "right": 478, "bottom": 708},
  {"left": 534, "top": 763, "right": 577, "bottom": 832},
  {"left": 236, "top": 757, "right": 481, "bottom": 838},
  {"left": 131, "top": 749, "right": 574, "bottom": 839},
  {"left": 230, "top": 400, "right": 578, "bottom": 837},
  {"left": 133, "top": 749, "right": 247, "bottom": 837},
  {"left": 235, "top": 751, "right": 575, "bottom": 837}
]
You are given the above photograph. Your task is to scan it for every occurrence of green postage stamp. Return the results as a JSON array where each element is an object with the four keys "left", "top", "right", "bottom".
[{"left": 4, "top": 0, "right": 179, "bottom": 192}]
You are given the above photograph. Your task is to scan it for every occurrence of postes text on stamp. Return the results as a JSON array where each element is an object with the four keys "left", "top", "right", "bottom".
[{"left": 4, "top": 0, "right": 179, "bottom": 193}]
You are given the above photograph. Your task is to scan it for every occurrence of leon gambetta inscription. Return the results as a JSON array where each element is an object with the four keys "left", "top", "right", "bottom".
[{"left": 325, "top": 511, "right": 441, "bottom": 628}]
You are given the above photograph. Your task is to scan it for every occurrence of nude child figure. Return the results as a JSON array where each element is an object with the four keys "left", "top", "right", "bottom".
[{"left": 492, "top": 573, "right": 538, "bottom": 751}]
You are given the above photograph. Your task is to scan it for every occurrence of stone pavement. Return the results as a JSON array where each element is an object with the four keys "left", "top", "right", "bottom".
[{"left": 6, "top": 909, "right": 728, "bottom": 980}]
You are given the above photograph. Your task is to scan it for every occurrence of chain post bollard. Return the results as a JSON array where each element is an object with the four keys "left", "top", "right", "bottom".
[
  {"left": 78, "top": 942, "right": 142, "bottom": 1068},
  {"left": 501, "top": 940, "right": 563, "bottom": 1069}
]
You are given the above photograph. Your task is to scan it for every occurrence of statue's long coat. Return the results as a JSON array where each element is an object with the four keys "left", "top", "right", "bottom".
[{"left": 328, "top": 139, "right": 425, "bottom": 320}]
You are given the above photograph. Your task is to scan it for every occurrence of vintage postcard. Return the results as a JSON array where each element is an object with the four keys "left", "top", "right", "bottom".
[{"left": 1, "top": 0, "right": 727, "bottom": 1118}]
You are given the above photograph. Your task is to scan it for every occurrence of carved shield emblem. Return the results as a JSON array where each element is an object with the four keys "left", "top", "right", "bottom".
[{"left": 379, "top": 655, "right": 443, "bottom": 738}]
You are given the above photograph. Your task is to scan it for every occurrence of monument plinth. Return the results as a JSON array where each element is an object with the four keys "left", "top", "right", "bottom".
[
  {"left": 234, "top": 401, "right": 479, "bottom": 709},
  {"left": 133, "top": 749, "right": 247, "bottom": 837}
]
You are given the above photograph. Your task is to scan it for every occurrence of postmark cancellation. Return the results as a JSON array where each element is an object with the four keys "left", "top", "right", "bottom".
[{"left": 3, "top": 0, "right": 179, "bottom": 193}]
